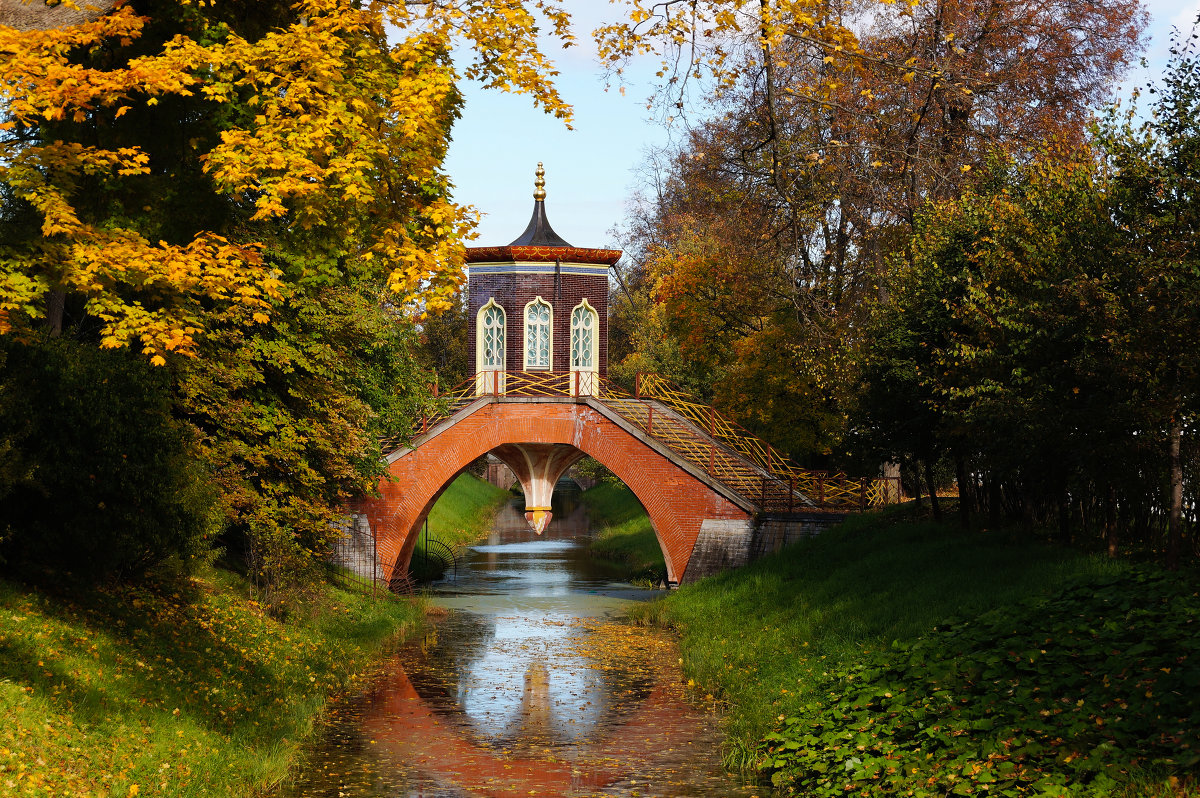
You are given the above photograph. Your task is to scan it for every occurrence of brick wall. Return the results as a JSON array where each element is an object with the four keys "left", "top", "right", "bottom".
[{"left": 467, "top": 270, "right": 609, "bottom": 375}]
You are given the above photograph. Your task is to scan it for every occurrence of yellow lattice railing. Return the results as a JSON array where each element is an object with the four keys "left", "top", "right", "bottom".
[
  {"left": 390, "top": 370, "right": 899, "bottom": 512},
  {"left": 635, "top": 373, "right": 798, "bottom": 477},
  {"left": 630, "top": 373, "right": 898, "bottom": 510},
  {"left": 382, "top": 371, "right": 603, "bottom": 451},
  {"left": 602, "top": 374, "right": 899, "bottom": 511}
]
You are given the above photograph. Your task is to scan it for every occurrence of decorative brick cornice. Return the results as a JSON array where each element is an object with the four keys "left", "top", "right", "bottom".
[{"left": 465, "top": 245, "right": 621, "bottom": 266}]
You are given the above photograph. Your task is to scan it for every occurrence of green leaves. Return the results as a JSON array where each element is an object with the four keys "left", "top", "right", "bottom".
[
  {"left": 0, "top": 336, "right": 219, "bottom": 580},
  {"left": 758, "top": 569, "right": 1200, "bottom": 795},
  {"left": 176, "top": 282, "right": 430, "bottom": 607},
  {"left": 860, "top": 137, "right": 1194, "bottom": 542},
  {"left": 2, "top": 0, "right": 573, "bottom": 596}
]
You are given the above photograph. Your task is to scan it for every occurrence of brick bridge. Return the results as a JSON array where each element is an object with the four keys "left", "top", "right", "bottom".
[{"left": 350, "top": 371, "right": 896, "bottom": 587}]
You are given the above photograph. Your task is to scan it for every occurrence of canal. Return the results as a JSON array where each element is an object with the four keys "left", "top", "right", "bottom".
[{"left": 281, "top": 491, "right": 754, "bottom": 797}]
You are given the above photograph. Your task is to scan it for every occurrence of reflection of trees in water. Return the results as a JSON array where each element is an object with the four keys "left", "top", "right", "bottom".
[
  {"left": 552, "top": 484, "right": 581, "bottom": 515},
  {"left": 399, "top": 612, "right": 497, "bottom": 717}
]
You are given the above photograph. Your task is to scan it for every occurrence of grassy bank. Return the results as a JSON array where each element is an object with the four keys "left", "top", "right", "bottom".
[
  {"left": 632, "top": 505, "right": 1200, "bottom": 795},
  {"left": 578, "top": 482, "right": 667, "bottom": 582},
  {"left": 422, "top": 472, "right": 509, "bottom": 549},
  {"left": 0, "top": 568, "right": 424, "bottom": 797}
]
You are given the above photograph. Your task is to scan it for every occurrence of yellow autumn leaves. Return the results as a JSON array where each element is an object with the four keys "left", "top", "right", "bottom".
[
  {"left": 596, "top": 0, "right": 863, "bottom": 103},
  {"left": 0, "top": 568, "right": 426, "bottom": 797},
  {"left": 0, "top": 0, "right": 574, "bottom": 361}
]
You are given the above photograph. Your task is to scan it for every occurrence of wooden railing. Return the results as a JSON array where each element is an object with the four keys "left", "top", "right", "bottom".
[{"left": 387, "top": 370, "right": 899, "bottom": 513}]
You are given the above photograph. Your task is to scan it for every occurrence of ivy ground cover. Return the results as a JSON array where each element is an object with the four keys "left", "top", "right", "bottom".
[
  {"left": 632, "top": 506, "right": 1198, "bottom": 795},
  {"left": 761, "top": 569, "right": 1199, "bottom": 796}
]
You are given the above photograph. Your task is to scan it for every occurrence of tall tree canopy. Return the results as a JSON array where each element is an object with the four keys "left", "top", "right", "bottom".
[
  {"left": 0, "top": 0, "right": 571, "bottom": 359},
  {"left": 856, "top": 22, "right": 1200, "bottom": 560},
  {"left": 605, "top": 0, "right": 1146, "bottom": 465}
]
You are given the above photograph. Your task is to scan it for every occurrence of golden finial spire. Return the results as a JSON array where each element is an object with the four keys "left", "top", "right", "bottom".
[{"left": 533, "top": 162, "right": 546, "bottom": 201}]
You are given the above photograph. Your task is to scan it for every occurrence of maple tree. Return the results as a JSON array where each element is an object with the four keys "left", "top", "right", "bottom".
[
  {"left": 0, "top": 5, "right": 274, "bottom": 360},
  {"left": 178, "top": 282, "right": 432, "bottom": 600},
  {"left": 0, "top": 0, "right": 575, "bottom": 591},
  {"left": 0, "top": 0, "right": 572, "bottom": 360}
]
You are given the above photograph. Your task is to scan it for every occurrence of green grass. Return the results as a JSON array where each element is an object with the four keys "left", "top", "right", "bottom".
[
  {"left": 0, "top": 568, "right": 424, "bottom": 797},
  {"left": 628, "top": 504, "right": 1200, "bottom": 794},
  {"left": 579, "top": 482, "right": 667, "bottom": 581},
  {"left": 423, "top": 472, "right": 509, "bottom": 548}
]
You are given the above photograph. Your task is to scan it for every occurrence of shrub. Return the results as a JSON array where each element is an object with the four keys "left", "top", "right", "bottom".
[{"left": 0, "top": 336, "right": 219, "bottom": 581}]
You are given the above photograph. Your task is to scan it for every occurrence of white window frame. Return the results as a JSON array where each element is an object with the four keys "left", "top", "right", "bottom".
[
  {"left": 569, "top": 299, "right": 599, "bottom": 371},
  {"left": 475, "top": 298, "right": 507, "bottom": 394},
  {"left": 569, "top": 299, "right": 599, "bottom": 395},
  {"left": 523, "top": 296, "right": 553, "bottom": 371}
]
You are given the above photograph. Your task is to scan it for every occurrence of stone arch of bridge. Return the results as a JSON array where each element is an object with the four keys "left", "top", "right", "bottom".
[{"left": 356, "top": 401, "right": 751, "bottom": 586}]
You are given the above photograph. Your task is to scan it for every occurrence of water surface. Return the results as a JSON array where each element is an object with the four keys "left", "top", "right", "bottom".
[{"left": 282, "top": 495, "right": 752, "bottom": 797}]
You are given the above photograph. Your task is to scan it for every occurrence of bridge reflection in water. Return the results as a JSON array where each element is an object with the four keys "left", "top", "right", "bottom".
[{"left": 281, "top": 496, "right": 755, "bottom": 797}]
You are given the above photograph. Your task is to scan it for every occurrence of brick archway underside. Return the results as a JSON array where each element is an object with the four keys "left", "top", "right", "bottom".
[{"left": 354, "top": 400, "right": 752, "bottom": 586}]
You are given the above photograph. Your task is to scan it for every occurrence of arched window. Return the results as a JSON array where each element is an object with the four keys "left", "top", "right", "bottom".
[
  {"left": 475, "top": 299, "right": 507, "bottom": 395},
  {"left": 570, "top": 300, "right": 598, "bottom": 371},
  {"left": 523, "top": 297, "right": 552, "bottom": 370},
  {"left": 477, "top": 299, "right": 506, "bottom": 370}
]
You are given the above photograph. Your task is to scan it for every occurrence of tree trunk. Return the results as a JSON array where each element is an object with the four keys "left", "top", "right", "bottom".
[
  {"left": 954, "top": 454, "right": 971, "bottom": 528},
  {"left": 1058, "top": 490, "right": 1072, "bottom": 544},
  {"left": 1168, "top": 416, "right": 1183, "bottom": 571},
  {"left": 1105, "top": 483, "right": 1118, "bottom": 558},
  {"left": 46, "top": 289, "right": 65, "bottom": 336},
  {"left": 925, "top": 459, "right": 942, "bottom": 522},
  {"left": 988, "top": 476, "right": 1001, "bottom": 525},
  {"left": 910, "top": 460, "right": 923, "bottom": 508}
]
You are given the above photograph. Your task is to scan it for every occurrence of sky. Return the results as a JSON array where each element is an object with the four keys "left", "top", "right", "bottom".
[{"left": 444, "top": 0, "right": 1200, "bottom": 252}]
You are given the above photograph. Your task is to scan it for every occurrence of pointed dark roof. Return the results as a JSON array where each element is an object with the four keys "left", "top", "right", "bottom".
[
  {"left": 508, "top": 163, "right": 572, "bottom": 247},
  {"left": 464, "top": 162, "right": 622, "bottom": 266},
  {"left": 509, "top": 200, "right": 572, "bottom": 247}
]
